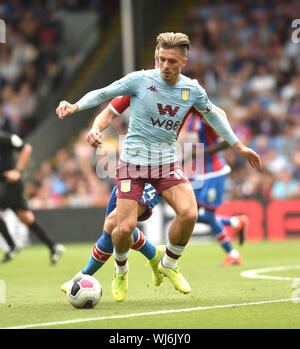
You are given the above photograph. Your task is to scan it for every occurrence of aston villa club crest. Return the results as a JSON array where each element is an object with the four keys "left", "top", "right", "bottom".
[
  {"left": 121, "top": 180, "right": 131, "bottom": 193},
  {"left": 181, "top": 88, "right": 190, "bottom": 101}
]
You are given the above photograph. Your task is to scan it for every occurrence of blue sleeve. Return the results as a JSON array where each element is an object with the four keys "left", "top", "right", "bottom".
[{"left": 76, "top": 71, "right": 143, "bottom": 111}]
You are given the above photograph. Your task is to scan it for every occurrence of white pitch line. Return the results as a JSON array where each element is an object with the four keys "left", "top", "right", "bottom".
[
  {"left": 2, "top": 297, "right": 300, "bottom": 329},
  {"left": 241, "top": 265, "right": 300, "bottom": 281}
]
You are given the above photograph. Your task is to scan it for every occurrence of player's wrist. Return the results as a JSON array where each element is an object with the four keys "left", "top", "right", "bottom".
[
  {"left": 233, "top": 141, "right": 250, "bottom": 157},
  {"left": 232, "top": 141, "right": 244, "bottom": 151},
  {"left": 73, "top": 104, "right": 79, "bottom": 113}
]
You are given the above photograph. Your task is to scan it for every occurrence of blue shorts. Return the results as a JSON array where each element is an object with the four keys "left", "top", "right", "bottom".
[
  {"left": 106, "top": 184, "right": 162, "bottom": 221},
  {"left": 137, "top": 183, "right": 163, "bottom": 221},
  {"left": 191, "top": 174, "right": 227, "bottom": 209}
]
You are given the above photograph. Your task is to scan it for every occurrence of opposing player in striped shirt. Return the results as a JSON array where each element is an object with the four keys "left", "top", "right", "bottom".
[{"left": 180, "top": 111, "right": 248, "bottom": 266}]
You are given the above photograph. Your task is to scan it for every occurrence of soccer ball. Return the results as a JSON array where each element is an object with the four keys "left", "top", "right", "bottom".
[{"left": 67, "top": 275, "right": 102, "bottom": 309}]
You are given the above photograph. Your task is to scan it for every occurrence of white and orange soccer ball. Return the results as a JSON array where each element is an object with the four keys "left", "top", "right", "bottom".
[{"left": 66, "top": 275, "right": 102, "bottom": 309}]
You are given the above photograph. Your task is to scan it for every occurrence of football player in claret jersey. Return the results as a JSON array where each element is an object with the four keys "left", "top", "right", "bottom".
[
  {"left": 57, "top": 32, "right": 261, "bottom": 302},
  {"left": 0, "top": 131, "right": 65, "bottom": 263},
  {"left": 89, "top": 58, "right": 248, "bottom": 267},
  {"left": 92, "top": 96, "right": 247, "bottom": 266}
]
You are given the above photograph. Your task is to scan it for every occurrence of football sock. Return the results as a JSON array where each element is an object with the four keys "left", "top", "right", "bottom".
[
  {"left": 131, "top": 228, "right": 156, "bottom": 260},
  {"left": 220, "top": 216, "right": 239, "bottom": 228},
  {"left": 197, "top": 208, "right": 234, "bottom": 254},
  {"left": 82, "top": 230, "right": 112, "bottom": 275},
  {"left": 219, "top": 216, "right": 231, "bottom": 226},
  {"left": 0, "top": 217, "right": 16, "bottom": 250},
  {"left": 228, "top": 249, "right": 240, "bottom": 258},
  {"left": 215, "top": 230, "right": 233, "bottom": 254},
  {"left": 82, "top": 228, "right": 157, "bottom": 276},
  {"left": 162, "top": 241, "right": 186, "bottom": 268},
  {"left": 114, "top": 249, "right": 129, "bottom": 274},
  {"left": 28, "top": 221, "right": 55, "bottom": 252}
]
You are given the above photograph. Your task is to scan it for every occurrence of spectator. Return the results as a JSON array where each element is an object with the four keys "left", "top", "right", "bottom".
[
  {"left": 271, "top": 169, "right": 299, "bottom": 199},
  {"left": 24, "top": 0, "right": 300, "bottom": 208}
]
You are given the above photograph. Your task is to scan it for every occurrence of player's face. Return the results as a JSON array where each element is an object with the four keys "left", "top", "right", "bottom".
[{"left": 158, "top": 47, "right": 188, "bottom": 85}]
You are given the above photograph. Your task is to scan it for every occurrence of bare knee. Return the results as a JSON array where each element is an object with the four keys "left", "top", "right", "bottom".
[
  {"left": 113, "top": 198, "right": 138, "bottom": 247},
  {"left": 111, "top": 220, "right": 135, "bottom": 249},
  {"left": 117, "top": 220, "right": 136, "bottom": 238},
  {"left": 178, "top": 205, "right": 198, "bottom": 225}
]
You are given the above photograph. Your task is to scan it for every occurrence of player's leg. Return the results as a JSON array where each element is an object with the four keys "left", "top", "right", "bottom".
[
  {"left": 82, "top": 199, "right": 157, "bottom": 271},
  {"left": 66, "top": 226, "right": 163, "bottom": 294},
  {"left": 158, "top": 182, "right": 197, "bottom": 293},
  {"left": 62, "top": 200, "right": 163, "bottom": 293},
  {"left": 14, "top": 209, "right": 65, "bottom": 264},
  {"left": 81, "top": 185, "right": 120, "bottom": 275},
  {"left": 111, "top": 198, "right": 138, "bottom": 302},
  {"left": 194, "top": 174, "right": 242, "bottom": 265},
  {"left": 82, "top": 226, "right": 159, "bottom": 274},
  {"left": 162, "top": 182, "right": 198, "bottom": 246},
  {"left": 82, "top": 226, "right": 164, "bottom": 283},
  {"left": 0, "top": 184, "right": 20, "bottom": 262},
  {"left": 197, "top": 208, "right": 242, "bottom": 265},
  {"left": 219, "top": 215, "right": 249, "bottom": 245},
  {"left": 131, "top": 227, "right": 165, "bottom": 286},
  {"left": 0, "top": 216, "right": 19, "bottom": 263}
]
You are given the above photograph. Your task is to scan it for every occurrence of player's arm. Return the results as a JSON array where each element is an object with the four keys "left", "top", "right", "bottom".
[
  {"left": 3, "top": 135, "right": 32, "bottom": 183},
  {"left": 198, "top": 100, "right": 261, "bottom": 169},
  {"left": 204, "top": 103, "right": 228, "bottom": 122},
  {"left": 16, "top": 143, "right": 32, "bottom": 172},
  {"left": 203, "top": 104, "right": 230, "bottom": 154},
  {"left": 87, "top": 96, "right": 130, "bottom": 148},
  {"left": 204, "top": 140, "right": 229, "bottom": 155},
  {"left": 87, "top": 107, "right": 118, "bottom": 148},
  {"left": 56, "top": 72, "right": 140, "bottom": 119}
]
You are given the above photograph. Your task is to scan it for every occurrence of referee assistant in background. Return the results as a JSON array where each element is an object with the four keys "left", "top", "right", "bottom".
[{"left": 0, "top": 130, "right": 65, "bottom": 263}]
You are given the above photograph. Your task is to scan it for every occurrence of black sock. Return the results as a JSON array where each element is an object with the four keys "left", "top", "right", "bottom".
[
  {"left": 0, "top": 217, "right": 16, "bottom": 250},
  {"left": 29, "top": 221, "right": 55, "bottom": 252}
]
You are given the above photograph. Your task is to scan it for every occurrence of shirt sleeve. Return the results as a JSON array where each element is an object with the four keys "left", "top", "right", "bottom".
[
  {"left": 202, "top": 109, "right": 239, "bottom": 146},
  {"left": 76, "top": 71, "right": 142, "bottom": 111},
  {"left": 193, "top": 83, "right": 212, "bottom": 113},
  {"left": 192, "top": 83, "right": 238, "bottom": 146},
  {"left": 109, "top": 95, "right": 131, "bottom": 116}
]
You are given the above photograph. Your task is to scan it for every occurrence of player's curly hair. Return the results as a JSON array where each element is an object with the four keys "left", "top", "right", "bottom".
[{"left": 156, "top": 32, "right": 191, "bottom": 57}]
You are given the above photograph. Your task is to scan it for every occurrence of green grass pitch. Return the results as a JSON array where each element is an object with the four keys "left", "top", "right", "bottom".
[{"left": 0, "top": 239, "right": 300, "bottom": 329}]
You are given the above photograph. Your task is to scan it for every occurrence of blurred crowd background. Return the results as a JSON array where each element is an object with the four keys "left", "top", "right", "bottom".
[{"left": 1, "top": 0, "right": 299, "bottom": 209}]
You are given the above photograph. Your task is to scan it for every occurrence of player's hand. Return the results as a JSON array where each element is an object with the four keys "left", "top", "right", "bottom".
[
  {"left": 56, "top": 101, "right": 78, "bottom": 119},
  {"left": 87, "top": 128, "right": 103, "bottom": 148},
  {"left": 233, "top": 141, "right": 262, "bottom": 169},
  {"left": 3, "top": 169, "right": 21, "bottom": 183}
]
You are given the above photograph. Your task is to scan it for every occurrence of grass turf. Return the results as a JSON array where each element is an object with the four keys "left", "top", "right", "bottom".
[{"left": 0, "top": 239, "right": 300, "bottom": 329}]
